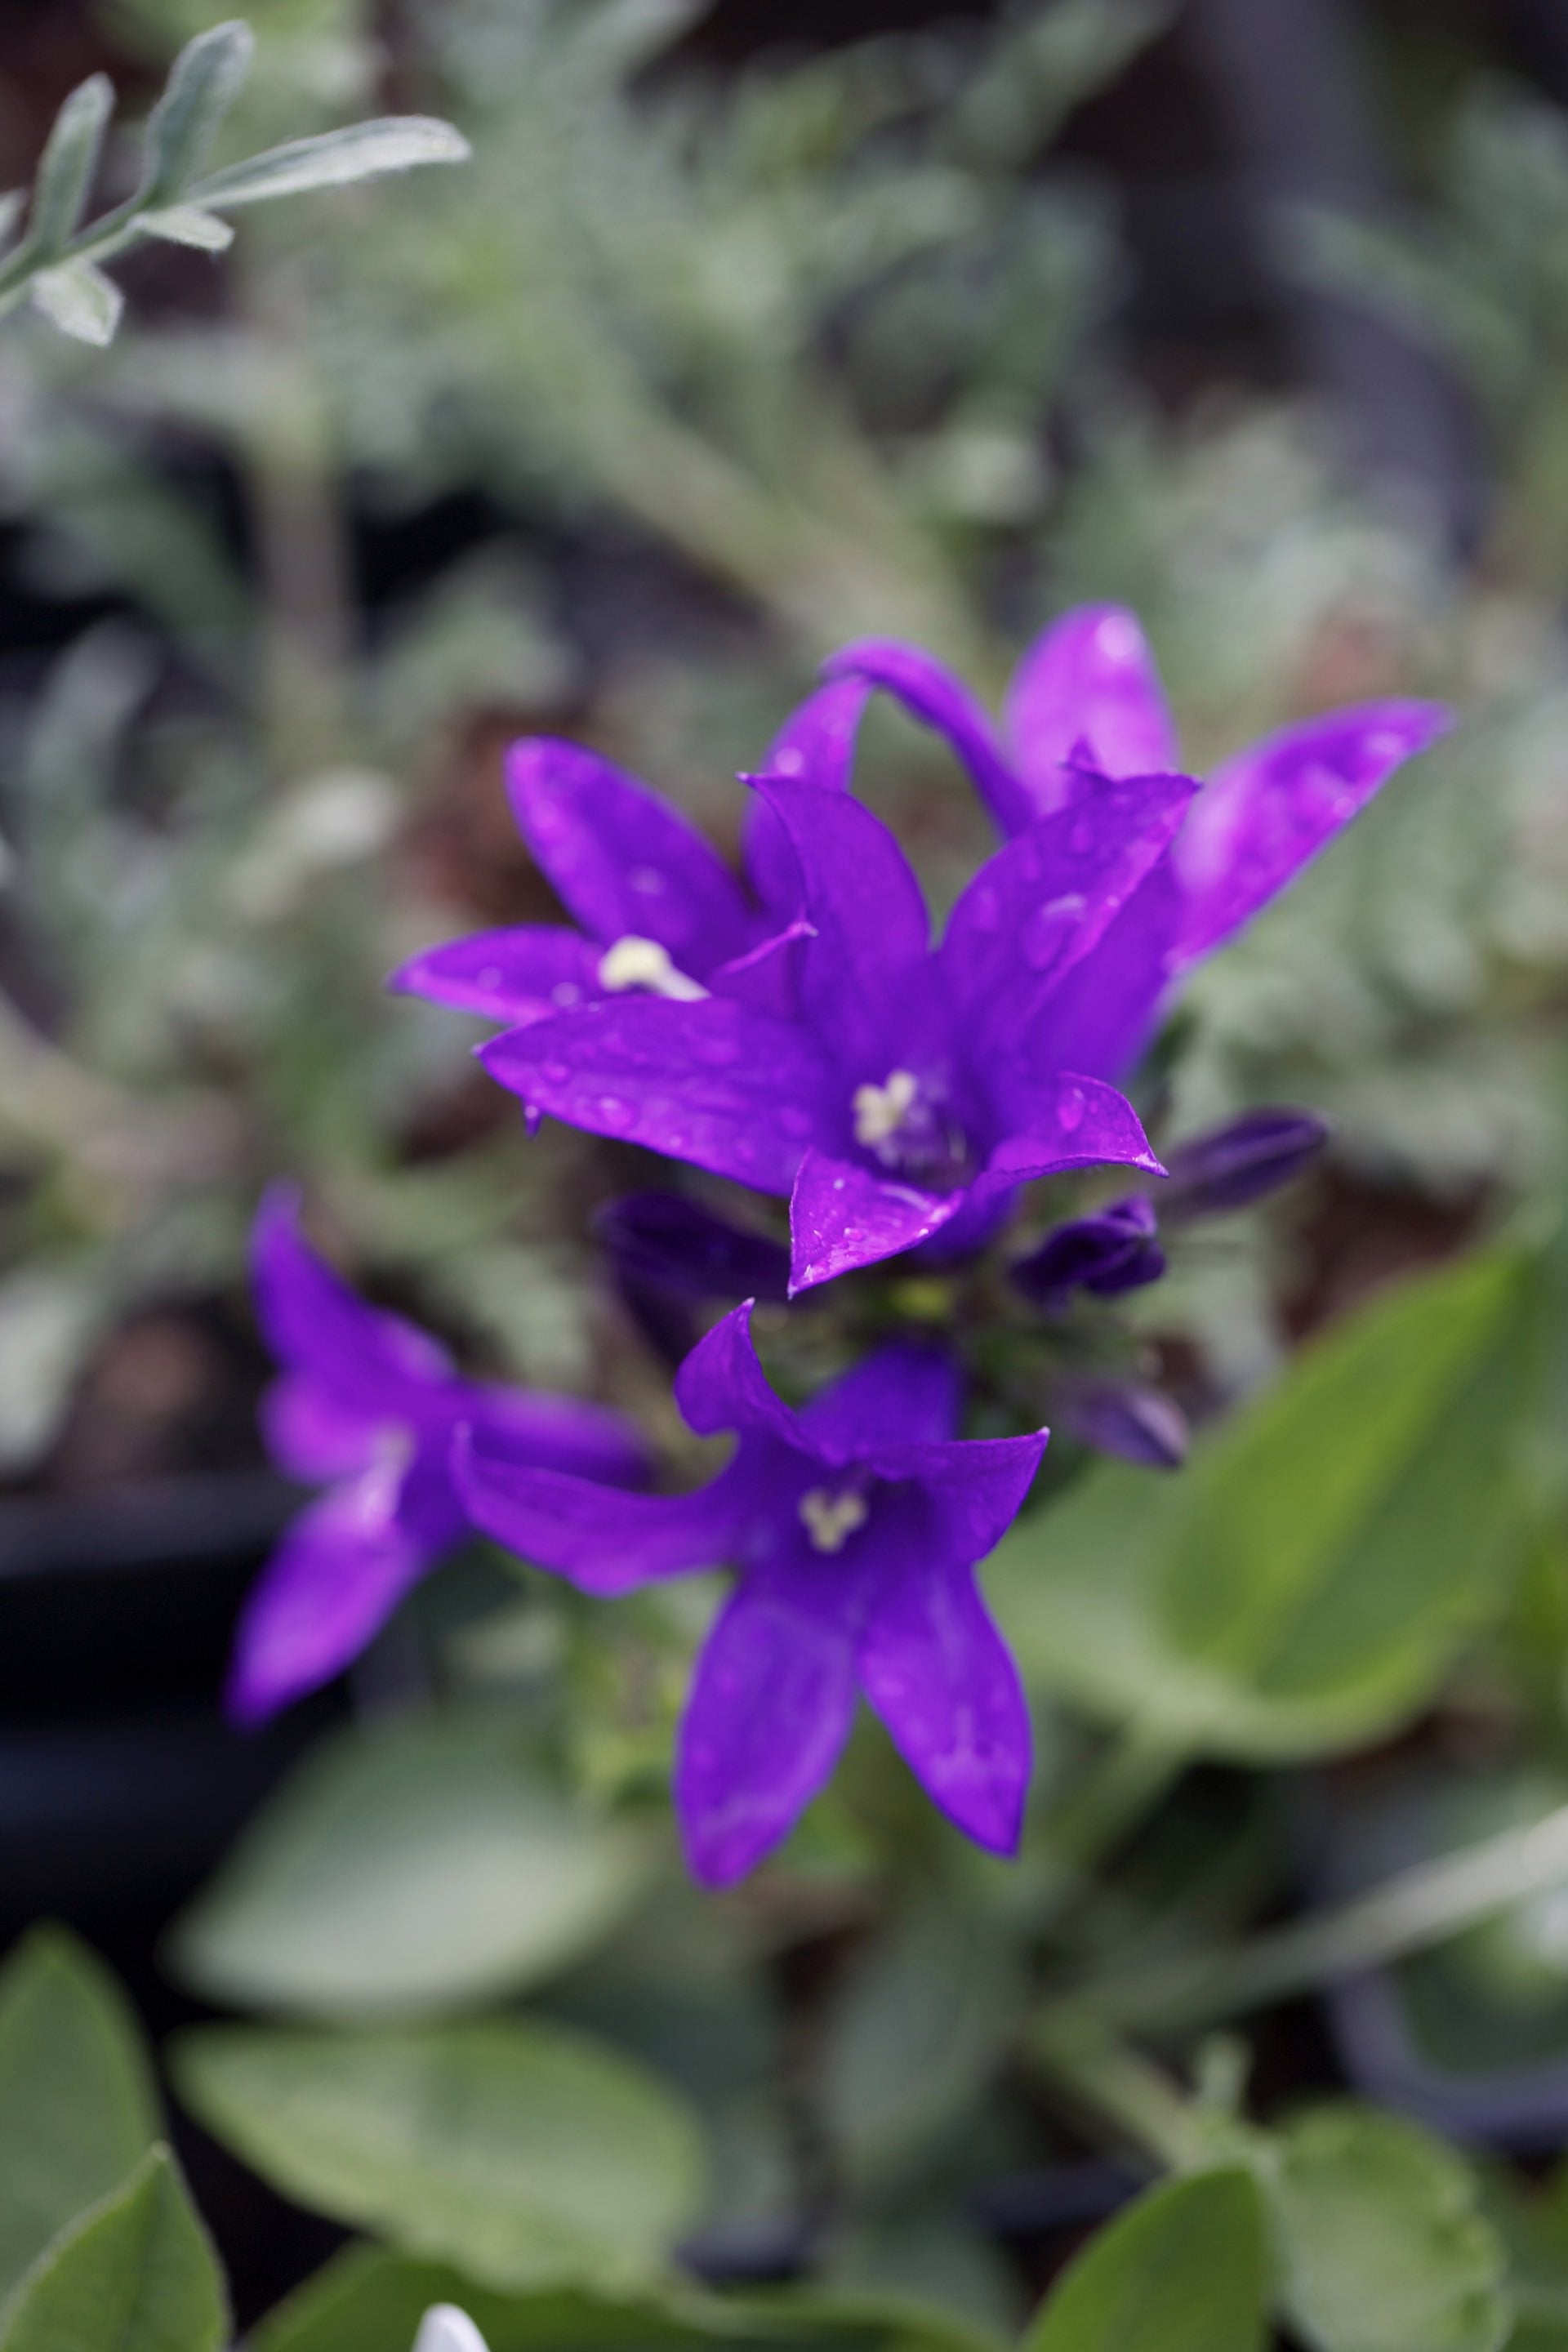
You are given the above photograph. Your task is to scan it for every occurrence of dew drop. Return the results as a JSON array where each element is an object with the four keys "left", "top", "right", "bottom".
[
  {"left": 541, "top": 1058, "right": 571, "bottom": 1085},
  {"left": 1056, "top": 1085, "right": 1085, "bottom": 1134},
  {"left": 478, "top": 964, "right": 501, "bottom": 992},
  {"left": 595, "top": 1094, "right": 638, "bottom": 1133}
]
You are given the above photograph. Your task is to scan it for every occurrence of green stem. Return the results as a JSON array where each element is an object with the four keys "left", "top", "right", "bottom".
[
  {"left": 1045, "top": 1726, "right": 1187, "bottom": 1876},
  {"left": 1027, "top": 2007, "right": 1207, "bottom": 2171}
]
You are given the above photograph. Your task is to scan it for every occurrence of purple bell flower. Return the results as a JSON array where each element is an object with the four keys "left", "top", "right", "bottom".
[
  {"left": 1161, "top": 1107, "right": 1329, "bottom": 1216},
  {"left": 227, "top": 1190, "right": 651, "bottom": 1725},
  {"left": 455, "top": 1303, "right": 1048, "bottom": 1886},
  {"left": 479, "top": 771, "right": 1184, "bottom": 1293},
  {"left": 1012, "top": 1196, "right": 1165, "bottom": 1314},
  {"left": 825, "top": 606, "right": 1453, "bottom": 1080},
  {"left": 390, "top": 681, "right": 868, "bottom": 1027}
]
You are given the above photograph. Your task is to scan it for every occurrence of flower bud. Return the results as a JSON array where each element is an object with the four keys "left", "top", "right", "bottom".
[
  {"left": 1058, "top": 1378, "right": 1188, "bottom": 1469},
  {"left": 595, "top": 1192, "right": 792, "bottom": 1303},
  {"left": 1012, "top": 1197, "right": 1165, "bottom": 1314},
  {"left": 1161, "top": 1108, "right": 1328, "bottom": 1217}
]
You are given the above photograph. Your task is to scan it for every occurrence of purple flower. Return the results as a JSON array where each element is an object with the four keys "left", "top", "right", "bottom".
[
  {"left": 595, "top": 1192, "right": 792, "bottom": 1305},
  {"left": 1161, "top": 1107, "right": 1329, "bottom": 1216},
  {"left": 228, "top": 1190, "right": 650, "bottom": 1725},
  {"left": 1012, "top": 1196, "right": 1165, "bottom": 1313},
  {"left": 825, "top": 607, "right": 1452, "bottom": 1079},
  {"left": 1058, "top": 1378, "right": 1189, "bottom": 1470},
  {"left": 390, "top": 682, "right": 869, "bottom": 1028},
  {"left": 455, "top": 1303, "right": 1047, "bottom": 1886},
  {"left": 479, "top": 770, "right": 1190, "bottom": 1292}
]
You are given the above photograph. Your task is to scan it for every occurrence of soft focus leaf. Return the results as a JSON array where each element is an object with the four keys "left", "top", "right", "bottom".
[
  {"left": 1024, "top": 2167, "right": 1267, "bottom": 2352},
  {"left": 136, "top": 207, "right": 234, "bottom": 253},
  {"left": 170, "top": 1715, "right": 648, "bottom": 2019},
  {"left": 189, "top": 118, "right": 471, "bottom": 210},
  {"left": 0, "top": 1263, "right": 112, "bottom": 1477},
  {"left": 137, "top": 22, "right": 254, "bottom": 204},
  {"left": 24, "top": 75, "right": 114, "bottom": 259},
  {"left": 1268, "top": 2105, "right": 1510, "bottom": 2352},
  {"left": 29, "top": 260, "right": 122, "bottom": 345},
  {"left": 0, "top": 1927, "right": 159, "bottom": 2305},
  {"left": 0, "top": 2146, "right": 226, "bottom": 2352},
  {"left": 172, "top": 2020, "right": 706, "bottom": 2291}
]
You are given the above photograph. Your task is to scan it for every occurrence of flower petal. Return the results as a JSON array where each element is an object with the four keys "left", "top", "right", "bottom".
[
  {"left": 506, "top": 737, "right": 753, "bottom": 974},
  {"left": 455, "top": 1428, "right": 751, "bottom": 1595},
  {"left": 252, "top": 1188, "right": 452, "bottom": 1421},
  {"left": 800, "top": 1343, "right": 962, "bottom": 1459},
  {"left": 675, "top": 1570, "right": 859, "bottom": 1886},
  {"left": 745, "top": 676, "right": 872, "bottom": 911},
  {"left": 1172, "top": 700, "right": 1454, "bottom": 962},
  {"left": 260, "top": 1373, "right": 383, "bottom": 1484},
  {"left": 1004, "top": 605, "right": 1178, "bottom": 806},
  {"left": 389, "top": 926, "right": 602, "bottom": 1025},
  {"left": 595, "top": 1191, "right": 792, "bottom": 1303},
  {"left": 788, "top": 1149, "right": 964, "bottom": 1294},
  {"left": 1004, "top": 861, "right": 1186, "bottom": 1084},
  {"left": 479, "top": 997, "right": 829, "bottom": 1194},
  {"left": 463, "top": 1383, "right": 652, "bottom": 1486},
  {"left": 673, "top": 1301, "right": 805, "bottom": 1449},
  {"left": 857, "top": 1539, "right": 1031, "bottom": 1855},
  {"left": 980, "top": 1076, "right": 1163, "bottom": 1190},
  {"left": 225, "top": 1472, "right": 432, "bottom": 1723},
  {"left": 750, "top": 778, "right": 929, "bottom": 1077},
  {"left": 823, "top": 639, "right": 1035, "bottom": 837},
  {"left": 858, "top": 1431, "right": 1048, "bottom": 1557}
]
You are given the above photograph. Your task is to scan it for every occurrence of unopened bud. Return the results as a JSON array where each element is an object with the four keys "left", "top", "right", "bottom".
[
  {"left": 1161, "top": 1109, "right": 1328, "bottom": 1217},
  {"left": 1059, "top": 1379, "right": 1188, "bottom": 1469},
  {"left": 1013, "top": 1197, "right": 1165, "bottom": 1314}
]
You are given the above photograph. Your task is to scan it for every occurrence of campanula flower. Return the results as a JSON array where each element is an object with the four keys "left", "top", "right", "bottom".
[
  {"left": 826, "top": 607, "right": 1452, "bottom": 1078},
  {"left": 390, "top": 681, "right": 868, "bottom": 1027},
  {"left": 456, "top": 1303, "right": 1047, "bottom": 1886},
  {"left": 479, "top": 771, "right": 1190, "bottom": 1292},
  {"left": 1012, "top": 1196, "right": 1165, "bottom": 1313},
  {"left": 227, "top": 1189, "right": 649, "bottom": 1724}
]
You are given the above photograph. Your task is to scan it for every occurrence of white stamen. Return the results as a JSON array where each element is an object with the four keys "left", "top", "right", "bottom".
[
  {"left": 800, "top": 1486, "right": 870, "bottom": 1555},
  {"left": 852, "top": 1068, "right": 919, "bottom": 1149},
  {"left": 597, "top": 935, "right": 709, "bottom": 1001}
]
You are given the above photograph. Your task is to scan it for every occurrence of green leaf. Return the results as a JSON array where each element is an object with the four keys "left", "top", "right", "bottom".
[
  {"left": 29, "top": 261, "right": 123, "bottom": 345},
  {"left": 1269, "top": 2105, "right": 1510, "bottom": 2352},
  {"left": 169, "top": 1715, "right": 647, "bottom": 2018},
  {"left": 0, "top": 1927, "right": 159, "bottom": 2305},
  {"left": 137, "top": 23, "right": 254, "bottom": 205},
  {"left": 189, "top": 118, "right": 471, "bottom": 212},
  {"left": 25, "top": 75, "right": 114, "bottom": 259},
  {"left": 0, "top": 2145, "right": 227, "bottom": 2352},
  {"left": 1023, "top": 2168, "right": 1267, "bottom": 2352},
  {"left": 136, "top": 207, "right": 234, "bottom": 254},
  {"left": 172, "top": 2019, "right": 707, "bottom": 2292},
  {"left": 989, "top": 1248, "right": 1535, "bottom": 1760}
]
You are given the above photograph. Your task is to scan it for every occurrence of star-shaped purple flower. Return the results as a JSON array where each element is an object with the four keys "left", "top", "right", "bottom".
[
  {"left": 825, "top": 606, "right": 1453, "bottom": 1078},
  {"left": 390, "top": 682, "right": 868, "bottom": 1028},
  {"left": 478, "top": 768, "right": 1193, "bottom": 1292},
  {"left": 455, "top": 1303, "right": 1047, "bottom": 1886},
  {"left": 228, "top": 1190, "right": 650, "bottom": 1725}
]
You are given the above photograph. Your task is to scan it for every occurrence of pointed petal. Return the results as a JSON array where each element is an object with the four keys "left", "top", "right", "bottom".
[
  {"left": 463, "top": 1383, "right": 652, "bottom": 1486},
  {"left": 1173, "top": 700, "right": 1454, "bottom": 961},
  {"left": 788, "top": 1149, "right": 964, "bottom": 1294},
  {"left": 456, "top": 1428, "right": 749, "bottom": 1595},
  {"left": 980, "top": 1076, "right": 1163, "bottom": 1191},
  {"left": 858, "top": 1541, "right": 1031, "bottom": 1855},
  {"left": 751, "top": 778, "right": 929, "bottom": 1076},
  {"left": 479, "top": 997, "right": 829, "bottom": 1194},
  {"left": 746, "top": 677, "right": 872, "bottom": 911},
  {"left": 673, "top": 1301, "right": 804, "bottom": 1447},
  {"left": 506, "top": 737, "right": 752, "bottom": 973},
  {"left": 390, "top": 926, "right": 602, "bottom": 1025},
  {"left": 676, "top": 1572, "right": 859, "bottom": 1886},
  {"left": 800, "top": 1343, "right": 961, "bottom": 1459},
  {"left": 858, "top": 1430, "right": 1048, "bottom": 1555},
  {"left": 225, "top": 1472, "right": 432, "bottom": 1723},
  {"left": 1007, "top": 861, "right": 1186, "bottom": 1084},
  {"left": 823, "top": 639, "right": 1036, "bottom": 836},
  {"left": 252, "top": 1188, "right": 452, "bottom": 1419},
  {"left": 940, "top": 773, "right": 1196, "bottom": 1031},
  {"left": 1004, "top": 605, "right": 1178, "bottom": 804},
  {"left": 260, "top": 1373, "right": 381, "bottom": 1483}
]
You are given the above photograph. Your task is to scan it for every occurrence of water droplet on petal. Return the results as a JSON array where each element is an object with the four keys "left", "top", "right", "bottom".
[
  {"left": 541, "top": 1058, "right": 571, "bottom": 1085},
  {"left": 1057, "top": 1085, "right": 1085, "bottom": 1134},
  {"left": 595, "top": 1094, "right": 638, "bottom": 1133}
]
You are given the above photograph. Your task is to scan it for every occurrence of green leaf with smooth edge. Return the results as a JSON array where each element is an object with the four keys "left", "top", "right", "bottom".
[
  {"left": 25, "top": 75, "right": 114, "bottom": 259},
  {"left": 172, "top": 2020, "right": 706, "bottom": 2291},
  {"left": 169, "top": 1715, "right": 647, "bottom": 2018},
  {"left": 29, "top": 261, "right": 122, "bottom": 345},
  {"left": 189, "top": 118, "right": 470, "bottom": 211},
  {"left": 1024, "top": 2167, "right": 1267, "bottom": 2352},
  {"left": 136, "top": 207, "right": 234, "bottom": 254},
  {"left": 988, "top": 1248, "right": 1535, "bottom": 1761},
  {"left": 0, "top": 1927, "right": 159, "bottom": 2305},
  {"left": 1269, "top": 2105, "right": 1510, "bottom": 2352},
  {"left": 251, "top": 2246, "right": 994, "bottom": 2352},
  {"left": 0, "top": 2145, "right": 226, "bottom": 2352},
  {"left": 137, "top": 23, "right": 254, "bottom": 205}
]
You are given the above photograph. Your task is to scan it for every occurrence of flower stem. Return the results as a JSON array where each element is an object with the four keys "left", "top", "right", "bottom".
[
  {"left": 1045, "top": 1726, "right": 1187, "bottom": 1876},
  {"left": 1027, "top": 2006, "right": 1207, "bottom": 2172}
]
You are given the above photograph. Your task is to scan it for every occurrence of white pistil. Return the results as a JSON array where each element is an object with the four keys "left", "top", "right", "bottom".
[
  {"left": 597, "top": 935, "right": 710, "bottom": 1001},
  {"left": 800, "top": 1486, "right": 870, "bottom": 1555},
  {"left": 852, "top": 1068, "right": 919, "bottom": 1151}
]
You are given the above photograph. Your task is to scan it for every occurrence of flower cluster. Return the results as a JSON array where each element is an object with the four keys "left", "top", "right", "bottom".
[{"left": 232, "top": 605, "right": 1449, "bottom": 1883}]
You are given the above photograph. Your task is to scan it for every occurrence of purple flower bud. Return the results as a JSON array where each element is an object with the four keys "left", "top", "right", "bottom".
[
  {"left": 1058, "top": 1379, "right": 1188, "bottom": 1470},
  {"left": 595, "top": 1192, "right": 792, "bottom": 1303},
  {"left": 1012, "top": 1197, "right": 1165, "bottom": 1314},
  {"left": 1161, "top": 1109, "right": 1328, "bottom": 1217}
]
